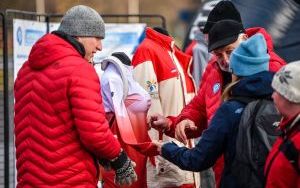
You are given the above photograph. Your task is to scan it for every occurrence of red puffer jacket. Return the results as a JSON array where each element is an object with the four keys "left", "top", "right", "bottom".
[
  {"left": 166, "top": 27, "right": 286, "bottom": 188},
  {"left": 14, "top": 34, "right": 121, "bottom": 188},
  {"left": 265, "top": 115, "right": 300, "bottom": 188}
]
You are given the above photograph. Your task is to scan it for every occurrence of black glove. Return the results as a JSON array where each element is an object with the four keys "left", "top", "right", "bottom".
[{"left": 110, "top": 150, "right": 137, "bottom": 186}]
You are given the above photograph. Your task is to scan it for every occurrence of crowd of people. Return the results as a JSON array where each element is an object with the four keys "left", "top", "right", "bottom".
[{"left": 13, "top": 1, "right": 299, "bottom": 188}]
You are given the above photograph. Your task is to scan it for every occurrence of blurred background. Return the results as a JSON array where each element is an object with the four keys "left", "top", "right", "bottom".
[
  {"left": 0, "top": 0, "right": 202, "bottom": 47},
  {"left": 1, "top": 0, "right": 300, "bottom": 61}
]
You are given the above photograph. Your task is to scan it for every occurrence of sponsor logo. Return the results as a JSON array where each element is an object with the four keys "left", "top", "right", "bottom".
[
  {"left": 213, "top": 83, "right": 221, "bottom": 94},
  {"left": 146, "top": 80, "right": 157, "bottom": 94},
  {"left": 25, "top": 29, "right": 45, "bottom": 46},
  {"left": 146, "top": 80, "right": 159, "bottom": 98},
  {"left": 235, "top": 108, "right": 243, "bottom": 114},
  {"left": 17, "top": 27, "right": 22, "bottom": 45}
]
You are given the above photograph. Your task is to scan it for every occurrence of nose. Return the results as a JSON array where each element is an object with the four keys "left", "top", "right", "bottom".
[
  {"left": 272, "top": 92, "right": 276, "bottom": 100},
  {"left": 96, "top": 39, "right": 102, "bottom": 51},
  {"left": 222, "top": 53, "right": 230, "bottom": 63}
]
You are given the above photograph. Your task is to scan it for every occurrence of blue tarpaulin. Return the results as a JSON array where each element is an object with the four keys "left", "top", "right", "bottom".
[{"left": 185, "top": 0, "right": 300, "bottom": 62}]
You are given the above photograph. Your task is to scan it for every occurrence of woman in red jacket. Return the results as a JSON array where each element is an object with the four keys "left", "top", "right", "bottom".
[{"left": 265, "top": 62, "right": 300, "bottom": 188}]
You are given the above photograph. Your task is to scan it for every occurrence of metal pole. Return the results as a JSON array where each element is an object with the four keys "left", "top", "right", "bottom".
[
  {"left": 36, "top": 0, "right": 46, "bottom": 22},
  {"left": 1, "top": 11, "right": 10, "bottom": 188},
  {"left": 7, "top": 10, "right": 167, "bottom": 29},
  {"left": 128, "top": 0, "right": 139, "bottom": 23},
  {"left": 35, "top": 0, "right": 45, "bottom": 14},
  {"left": 46, "top": 15, "right": 50, "bottom": 33}
]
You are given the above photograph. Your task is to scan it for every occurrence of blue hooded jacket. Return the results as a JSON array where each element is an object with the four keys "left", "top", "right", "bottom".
[{"left": 161, "top": 71, "right": 274, "bottom": 188}]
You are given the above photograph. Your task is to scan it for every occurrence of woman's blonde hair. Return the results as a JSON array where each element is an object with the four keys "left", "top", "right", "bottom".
[{"left": 222, "top": 76, "right": 241, "bottom": 101}]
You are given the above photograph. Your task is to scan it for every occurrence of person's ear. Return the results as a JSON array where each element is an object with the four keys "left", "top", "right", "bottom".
[
  {"left": 242, "top": 34, "right": 248, "bottom": 40},
  {"left": 75, "top": 36, "right": 82, "bottom": 42},
  {"left": 232, "top": 74, "right": 239, "bottom": 82}
]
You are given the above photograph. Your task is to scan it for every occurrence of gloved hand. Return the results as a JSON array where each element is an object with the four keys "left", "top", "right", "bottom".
[{"left": 110, "top": 150, "right": 137, "bottom": 186}]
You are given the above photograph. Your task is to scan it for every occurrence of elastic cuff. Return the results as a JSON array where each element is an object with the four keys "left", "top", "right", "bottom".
[
  {"left": 110, "top": 150, "right": 128, "bottom": 170},
  {"left": 162, "top": 118, "right": 172, "bottom": 133}
]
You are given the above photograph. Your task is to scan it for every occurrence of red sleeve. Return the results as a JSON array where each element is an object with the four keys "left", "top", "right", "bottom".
[
  {"left": 162, "top": 68, "right": 210, "bottom": 139},
  {"left": 162, "top": 116, "right": 176, "bottom": 138},
  {"left": 69, "top": 63, "right": 121, "bottom": 160},
  {"left": 176, "top": 78, "right": 208, "bottom": 133},
  {"left": 269, "top": 51, "right": 286, "bottom": 73}
]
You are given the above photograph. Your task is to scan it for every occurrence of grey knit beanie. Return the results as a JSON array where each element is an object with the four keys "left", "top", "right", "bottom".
[
  {"left": 272, "top": 62, "right": 300, "bottom": 103},
  {"left": 58, "top": 5, "right": 105, "bottom": 38}
]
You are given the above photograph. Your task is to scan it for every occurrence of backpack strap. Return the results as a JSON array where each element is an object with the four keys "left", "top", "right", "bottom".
[
  {"left": 232, "top": 97, "right": 265, "bottom": 123},
  {"left": 280, "top": 121, "right": 300, "bottom": 174},
  {"left": 279, "top": 139, "right": 300, "bottom": 174},
  {"left": 101, "top": 56, "right": 129, "bottom": 100}
]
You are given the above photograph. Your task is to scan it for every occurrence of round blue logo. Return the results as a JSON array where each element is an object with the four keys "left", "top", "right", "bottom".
[
  {"left": 213, "top": 83, "right": 221, "bottom": 94},
  {"left": 17, "top": 27, "right": 22, "bottom": 45}
]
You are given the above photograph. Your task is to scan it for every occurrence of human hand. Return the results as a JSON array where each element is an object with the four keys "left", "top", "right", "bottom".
[
  {"left": 148, "top": 113, "right": 171, "bottom": 132},
  {"left": 111, "top": 150, "right": 137, "bottom": 186},
  {"left": 152, "top": 140, "right": 164, "bottom": 155},
  {"left": 175, "top": 119, "right": 197, "bottom": 145}
]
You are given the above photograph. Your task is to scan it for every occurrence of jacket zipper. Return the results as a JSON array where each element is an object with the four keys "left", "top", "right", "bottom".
[{"left": 169, "top": 47, "right": 187, "bottom": 106}]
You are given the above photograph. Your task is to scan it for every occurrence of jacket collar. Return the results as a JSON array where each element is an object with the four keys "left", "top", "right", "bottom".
[
  {"left": 246, "top": 27, "right": 274, "bottom": 52},
  {"left": 280, "top": 114, "right": 300, "bottom": 134},
  {"left": 232, "top": 71, "right": 274, "bottom": 98},
  {"left": 52, "top": 31, "right": 85, "bottom": 58},
  {"left": 145, "top": 27, "right": 174, "bottom": 51}
]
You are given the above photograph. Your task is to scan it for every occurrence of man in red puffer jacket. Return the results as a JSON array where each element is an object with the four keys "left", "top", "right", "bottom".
[{"left": 14, "top": 5, "right": 137, "bottom": 188}]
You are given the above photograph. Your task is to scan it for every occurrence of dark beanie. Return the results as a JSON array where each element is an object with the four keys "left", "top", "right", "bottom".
[
  {"left": 208, "top": 20, "right": 245, "bottom": 52},
  {"left": 111, "top": 52, "right": 131, "bottom": 66},
  {"left": 203, "top": 1, "right": 242, "bottom": 34}
]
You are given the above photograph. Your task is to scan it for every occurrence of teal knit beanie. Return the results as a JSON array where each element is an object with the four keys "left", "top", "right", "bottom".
[{"left": 229, "top": 33, "right": 270, "bottom": 76}]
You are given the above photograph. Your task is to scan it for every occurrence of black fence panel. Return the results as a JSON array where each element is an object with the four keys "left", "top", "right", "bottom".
[
  {"left": 0, "top": 11, "right": 9, "bottom": 188},
  {"left": 46, "top": 13, "right": 166, "bottom": 33}
]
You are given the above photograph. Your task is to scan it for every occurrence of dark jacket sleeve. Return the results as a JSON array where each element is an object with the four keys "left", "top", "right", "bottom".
[{"left": 161, "top": 101, "right": 243, "bottom": 172}]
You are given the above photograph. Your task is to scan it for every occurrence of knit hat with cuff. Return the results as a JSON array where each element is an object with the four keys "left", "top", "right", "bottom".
[
  {"left": 272, "top": 62, "right": 300, "bottom": 103},
  {"left": 229, "top": 33, "right": 270, "bottom": 77},
  {"left": 58, "top": 5, "right": 105, "bottom": 38},
  {"left": 203, "top": 1, "right": 242, "bottom": 34}
]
